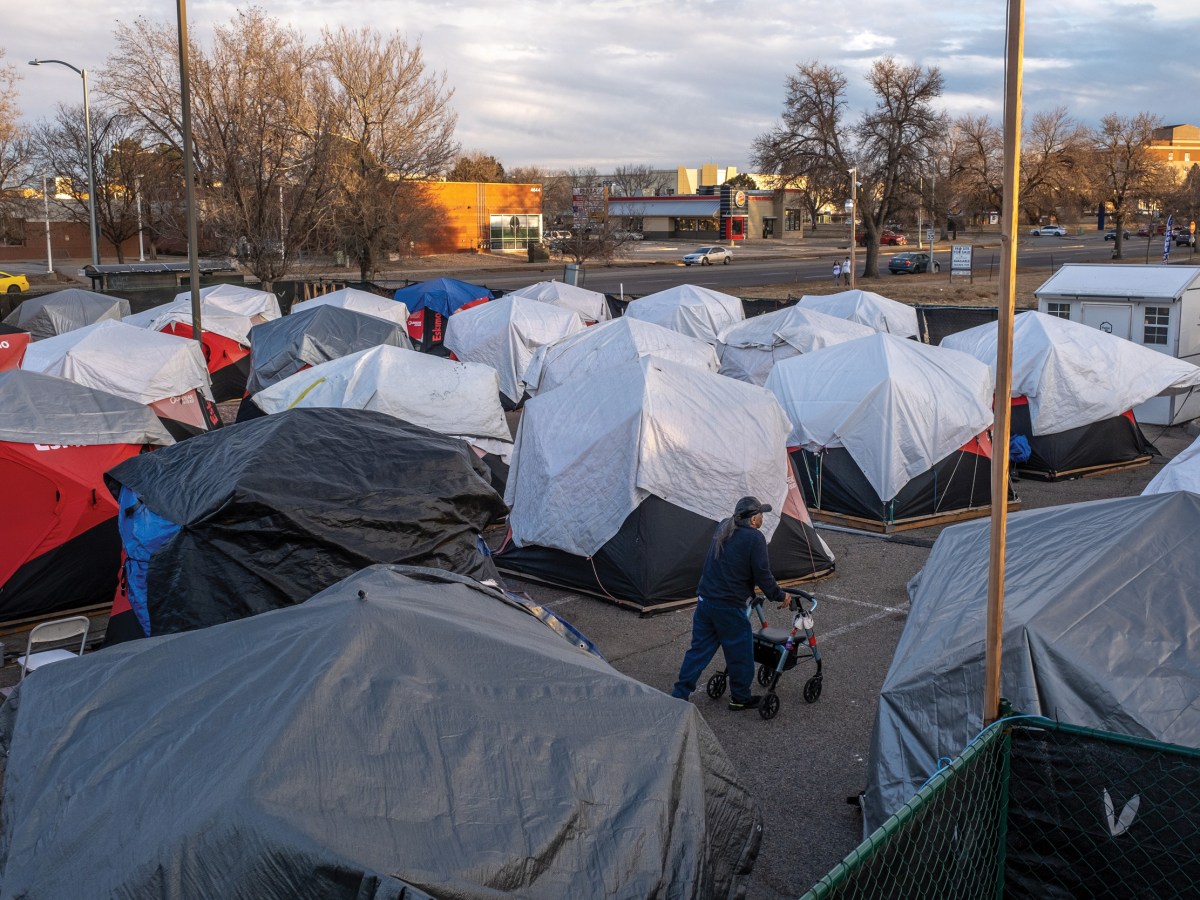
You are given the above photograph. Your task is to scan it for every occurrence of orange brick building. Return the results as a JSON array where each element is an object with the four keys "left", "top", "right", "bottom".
[{"left": 418, "top": 182, "right": 543, "bottom": 254}]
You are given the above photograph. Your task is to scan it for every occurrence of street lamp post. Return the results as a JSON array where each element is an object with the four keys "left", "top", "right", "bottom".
[
  {"left": 849, "top": 167, "right": 858, "bottom": 289},
  {"left": 28, "top": 59, "right": 100, "bottom": 268},
  {"left": 42, "top": 175, "right": 53, "bottom": 274},
  {"left": 135, "top": 174, "right": 146, "bottom": 262}
]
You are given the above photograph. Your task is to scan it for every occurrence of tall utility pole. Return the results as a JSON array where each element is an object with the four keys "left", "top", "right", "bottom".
[
  {"left": 176, "top": 0, "right": 203, "bottom": 346},
  {"left": 983, "top": 0, "right": 1026, "bottom": 726},
  {"left": 136, "top": 174, "right": 146, "bottom": 262},
  {"left": 849, "top": 167, "right": 858, "bottom": 289},
  {"left": 42, "top": 175, "right": 53, "bottom": 274}
]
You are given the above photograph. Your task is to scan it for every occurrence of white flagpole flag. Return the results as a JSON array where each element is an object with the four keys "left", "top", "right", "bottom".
[{"left": 1164, "top": 214, "right": 1174, "bottom": 262}]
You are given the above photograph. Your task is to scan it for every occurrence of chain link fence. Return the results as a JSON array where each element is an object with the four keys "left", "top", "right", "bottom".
[{"left": 802, "top": 716, "right": 1200, "bottom": 899}]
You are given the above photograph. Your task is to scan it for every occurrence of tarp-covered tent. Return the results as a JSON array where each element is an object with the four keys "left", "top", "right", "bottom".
[
  {"left": 0, "top": 369, "right": 172, "bottom": 622},
  {"left": 241, "top": 304, "right": 412, "bottom": 397},
  {"left": 0, "top": 565, "right": 762, "bottom": 900},
  {"left": 765, "top": 334, "right": 997, "bottom": 526},
  {"left": 290, "top": 286, "right": 410, "bottom": 327},
  {"left": 103, "top": 408, "right": 506, "bottom": 642},
  {"left": 797, "top": 289, "right": 918, "bottom": 338},
  {"left": 20, "top": 319, "right": 219, "bottom": 440},
  {"left": 1143, "top": 433, "right": 1200, "bottom": 494},
  {"left": 0, "top": 323, "right": 29, "bottom": 371},
  {"left": 506, "top": 279, "right": 612, "bottom": 325},
  {"left": 942, "top": 310, "right": 1200, "bottom": 478},
  {"left": 716, "top": 305, "right": 876, "bottom": 386},
  {"left": 444, "top": 295, "right": 585, "bottom": 408},
  {"left": 243, "top": 345, "right": 514, "bottom": 491},
  {"left": 624, "top": 284, "right": 744, "bottom": 344},
  {"left": 394, "top": 277, "right": 493, "bottom": 354},
  {"left": 498, "top": 356, "right": 834, "bottom": 608},
  {"left": 2, "top": 288, "right": 129, "bottom": 341},
  {"left": 125, "top": 288, "right": 281, "bottom": 401},
  {"left": 523, "top": 315, "right": 719, "bottom": 397},
  {"left": 865, "top": 491, "right": 1200, "bottom": 833}
]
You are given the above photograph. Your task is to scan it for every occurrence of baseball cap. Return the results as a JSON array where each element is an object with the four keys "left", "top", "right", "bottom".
[{"left": 734, "top": 496, "right": 772, "bottom": 518}]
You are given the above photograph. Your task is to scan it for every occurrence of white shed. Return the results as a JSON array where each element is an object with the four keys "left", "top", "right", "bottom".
[{"left": 1035, "top": 264, "right": 1200, "bottom": 424}]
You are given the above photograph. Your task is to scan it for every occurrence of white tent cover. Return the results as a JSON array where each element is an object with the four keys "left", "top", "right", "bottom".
[
  {"left": 797, "top": 290, "right": 918, "bottom": 338},
  {"left": 443, "top": 296, "right": 585, "bottom": 403},
  {"left": 716, "top": 305, "right": 876, "bottom": 385},
  {"left": 505, "top": 280, "right": 611, "bottom": 325},
  {"left": 290, "top": 288, "right": 410, "bottom": 327},
  {"left": 21, "top": 319, "right": 212, "bottom": 404},
  {"left": 523, "top": 316, "right": 719, "bottom": 396},
  {"left": 249, "top": 345, "right": 513, "bottom": 460},
  {"left": 126, "top": 287, "right": 281, "bottom": 346},
  {"left": 505, "top": 356, "right": 792, "bottom": 557},
  {"left": 624, "top": 284, "right": 744, "bottom": 344},
  {"left": 941, "top": 310, "right": 1200, "bottom": 435},
  {"left": 764, "top": 334, "right": 993, "bottom": 502},
  {"left": 1143, "top": 433, "right": 1200, "bottom": 495},
  {"left": 174, "top": 283, "right": 282, "bottom": 320}
]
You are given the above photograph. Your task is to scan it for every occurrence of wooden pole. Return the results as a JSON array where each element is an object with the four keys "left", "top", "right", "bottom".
[
  {"left": 176, "top": 0, "right": 203, "bottom": 348},
  {"left": 983, "top": 0, "right": 1025, "bottom": 726}
]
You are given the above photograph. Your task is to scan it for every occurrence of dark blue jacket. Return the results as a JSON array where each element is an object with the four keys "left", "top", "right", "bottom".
[{"left": 697, "top": 520, "right": 784, "bottom": 607}]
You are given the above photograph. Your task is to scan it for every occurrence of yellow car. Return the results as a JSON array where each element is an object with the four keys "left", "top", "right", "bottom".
[{"left": 0, "top": 271, "right": 29, "bottom": 293}]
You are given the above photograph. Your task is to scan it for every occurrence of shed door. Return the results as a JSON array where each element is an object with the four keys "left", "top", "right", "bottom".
[{"left": 1081, "top": 303, "right": 1132, "bottom": 340}]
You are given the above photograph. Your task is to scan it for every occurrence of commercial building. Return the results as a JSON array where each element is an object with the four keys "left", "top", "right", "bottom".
[
  {"left": 417, "top": 182, "right": 543, "bottom": 255},
  {"left": 1149, "top": 124, "right": 1200, "bottom": 180}
]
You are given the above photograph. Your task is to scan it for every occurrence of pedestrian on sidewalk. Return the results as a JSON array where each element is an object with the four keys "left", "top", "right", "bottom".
[
  {"left": 832, "top": 261, "right": 841, "bottom": 285},
  {"left": 843, "top": 256, "right": 852, "bottom": 286}
]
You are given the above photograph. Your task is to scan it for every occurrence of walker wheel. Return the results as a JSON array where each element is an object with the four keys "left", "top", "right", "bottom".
[
  {"left": 706, "top": 672, "right": 727, "bottom": 699},
  {"left": 759, "top": 693, "right": 780, "bottom": 720},
  {"left": 756, "top": 664, "right": 772, "bottom": 687},
  {"left": 804, "top": 676, "right": 823, "bottom": 704}
]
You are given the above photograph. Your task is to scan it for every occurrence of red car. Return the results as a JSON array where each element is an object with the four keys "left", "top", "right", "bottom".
[
  {"left": 855, "top": 229, "right": 909, "bottom": 247},
  {"left": 1136, "top": 224, "right": 1167, "bottom": 237}
]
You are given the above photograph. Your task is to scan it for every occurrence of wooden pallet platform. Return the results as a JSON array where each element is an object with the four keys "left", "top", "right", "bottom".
[
  {"left": 809, "top": 499, "right": 1022, "bottom": 535},
  {"left": 1016, "top": 455, "right": 1153, "bottom": 482}
]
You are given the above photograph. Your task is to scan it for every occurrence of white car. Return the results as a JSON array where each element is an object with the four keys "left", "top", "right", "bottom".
[
  {"left": 1028, "top": 224, "right": 1068, "bottom": 237},
  {"left": 682, "top": 246, "right": 732, "bottom": 265}
]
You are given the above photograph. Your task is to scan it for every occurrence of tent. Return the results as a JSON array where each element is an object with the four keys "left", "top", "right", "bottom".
[
  {"left": 942, "top": 310, "right": 1200, "bottom": 479},
  {"left": 1143, "top": 433, "right": 1200, "bottom": 494},
  {"left": 623, "top": 283, "right": 744, "bottom": 344},
  {"left": 864, "top": 491, "right": 1200, "bottom": 833},
  {"left": 242, "top": 345, "right": 514, "bottom": 491},
  {"left": 498, "top": 356, "right": 834, "bottom": 609},
  {"left": 103, "top": 407, "right": 507, "bottom": 642},
  {"left": 0, "top": 369, "right": 172, "bottom": 622},
  {"left": 0, "top": 565, "right": 762, "bottom": 899},
  {"left": 505, "top": 279, "right": 612, "bottom": 325},
  {"left": 394, "top": 277, "right": 493, "bottom": 353},
  {"left": 444, "top": 295, "right": 585, "bottom": 408},
  {"left": 523, "top": 315, "right": 719, "bottom": 397},
  {"left": 290, "top": 286, "right": 410, "bottom": 327},
  {"left": 716, "top": 304, "right": 876, "bottom": 386},
  {"left": 20, "top": 319, "right": 219, "bottom": 440},
  {"left": 2, "top": 288, "right": 130, "bottom": 340},
  {"left": 0, "top": 322, "right": 30, "bottom": 370},
  {"left": 125, "top": 289, "right": 281, "bottom": 401},
  {"left": 241, "top": 304, "right": 412, "bottom": 397},
  {"left": 765, "top": 334, "right": 998, "bottom": 528},
  {"left": 797, "top": 289, "right": 918, "bottom": 338}
]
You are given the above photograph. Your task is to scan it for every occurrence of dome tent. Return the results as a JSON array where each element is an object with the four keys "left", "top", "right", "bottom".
[
  {"left": 394, "top": 277, "right": 492, "bottom": 354},
  {"left": 498, "top": 356, "right": 833, "bottom": 609},
  {"left": 624, "top": 283, "right": 744, "bottom": 344},
  {"left": 0, "top": 369, "right": 172, "bottom": 622},
  {"left": 505, "top": 279, "right": 612, "bottom": 324},
  {"left": 2, "top": 287, "right": 129, "bottom": 340},
  {"left": 1143, "top": 433, "right": 1200, "bottom": 495},
  {"left": 765, "top": 334, "right": 999, "bottom": 529},
  {"left": 522, "top": 315, "right": 719, "bottom": 397},
  {"left": 103, "top": 407, "right": 506, "bottom": 642},
  {"left": 0, "top": 565, "right": 762, "bottom": 899},
  {"left": 942, "top": 310, "right": 1200, "bottom": 479},
  {"left": 796, "top": 289, "right": 918, "bottom": 338},
  {"left": 716, "top": 304, "right": 876, "bottom": 386},
  {"left": 865, "top": 491, "right": 1200, "bottom": 834},
  {"left": 290, "top": 286, "right": 409, "bottom": 326}
]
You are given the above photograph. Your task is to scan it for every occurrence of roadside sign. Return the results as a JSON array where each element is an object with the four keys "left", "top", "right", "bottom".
[
  {"left": 926, "top": 229, "right": 934, "bottom": 244},
  {"left": 950, "top": 244, "right": 972, "bottom": 281}
]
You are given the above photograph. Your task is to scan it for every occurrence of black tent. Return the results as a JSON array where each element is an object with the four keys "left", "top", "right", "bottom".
[
  {"left": 104, "top": 408, "right": 506, "bottom": 641},
  {"left": 0, "top": 566, "right": 762, "bottom": 899},
  {"left": 1009, "top": 398, "right": 1154, "bottom": 480}
]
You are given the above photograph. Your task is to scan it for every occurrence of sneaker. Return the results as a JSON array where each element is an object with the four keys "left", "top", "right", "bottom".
[{"left": 728, "top": 695, "right": 761, "bottom": 711}]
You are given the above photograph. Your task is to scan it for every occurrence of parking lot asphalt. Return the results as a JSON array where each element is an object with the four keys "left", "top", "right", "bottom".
[{"left": 497, "top": 423, "right": 1195, "bottom": 898}]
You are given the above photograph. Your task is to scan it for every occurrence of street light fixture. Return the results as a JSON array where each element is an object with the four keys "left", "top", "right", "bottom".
[{"left": 28, "top": 59, "right": 100, "bottom": 268}]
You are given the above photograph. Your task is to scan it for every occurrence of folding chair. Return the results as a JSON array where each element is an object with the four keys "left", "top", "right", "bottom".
[{"left": 15, "top": 615, "right": 91, "bottom": 681}]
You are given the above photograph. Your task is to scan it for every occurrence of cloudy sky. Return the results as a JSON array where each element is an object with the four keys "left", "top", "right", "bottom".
[{"left": 8, "top": 0, "right": 1199, "bottom": 173}]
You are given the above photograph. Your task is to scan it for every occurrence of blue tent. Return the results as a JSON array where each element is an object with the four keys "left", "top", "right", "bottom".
[{"left": 393, "top": 277, "right": 492, "bottom": 317}]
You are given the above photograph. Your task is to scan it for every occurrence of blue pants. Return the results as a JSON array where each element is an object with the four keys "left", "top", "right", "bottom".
[{"left": 671, "top": 598, "right": 755, "bottom": 703}]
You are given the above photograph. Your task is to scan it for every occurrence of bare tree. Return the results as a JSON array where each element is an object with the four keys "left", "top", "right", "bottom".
[
  {"left": 1020, "top": 108, "right": 1089, "bottom": 224},
  {"left": 754, "top": 58, "right": 947, "bottom": 277},
  {"left": 445, "top": 151, "right": 503, "bottom": 182},
  {"left": 556, "top": 168, "right": 637, "bottom": 264},
  {"left": 0, "top": 50, "right": 34, "bottom": 244},
  {"left": 1088, "top": 112, "right": 1166, "bottom": 259},
  {"left": 951, "top": 114, "right": 1003, "bottom": 227},
  {"left": 610, "top": 164, "right": 659, "bottom": 197}
]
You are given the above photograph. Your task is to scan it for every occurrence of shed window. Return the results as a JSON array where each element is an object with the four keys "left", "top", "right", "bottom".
[
  {"left": 1046, "top": 302, "right": 1071, "bottom": 320},
  {"left": 1144, "top": 306, "right": 1170, "bottom": 345}
]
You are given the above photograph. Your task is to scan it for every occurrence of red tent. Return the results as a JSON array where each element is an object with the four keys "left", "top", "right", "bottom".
[{"left": 0, "top": 325, "right": 29, "bottom": 371}]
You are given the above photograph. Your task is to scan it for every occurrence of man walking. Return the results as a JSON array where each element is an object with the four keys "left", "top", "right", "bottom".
[
  {"left": 843, "top": 256, "right": 852, "bottom": 286},
  {"left": 832, "top": 260, "right": 841, "bottom": 285}
]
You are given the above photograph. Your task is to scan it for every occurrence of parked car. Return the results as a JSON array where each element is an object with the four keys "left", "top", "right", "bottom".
[
  {"left": 1136, "top": 224, "right": 1167, "bottom": 237},
  {"left": 1028, "top": 224, "right": 1068, "bottom": 237},
  {"left": 1177, "top": 231, "right": 1197, "bottom": 247},
  {"left": 0, "top": 271, "right": 29, "bottom": 293},
  {"left": 880, "top": 231, "right": 908, "bottom": 246},
  {"left": 614, "top": 231, "right": 644, "bottom": 241},
  {"left": 682, "top": 246, "right": 732, "bottom": 266},
  {"left": 888, "top": 252, "right": 940, "bottom": 275},
  {"left": 1103, "top": 230, "right": 1131, "bottom": 241}
]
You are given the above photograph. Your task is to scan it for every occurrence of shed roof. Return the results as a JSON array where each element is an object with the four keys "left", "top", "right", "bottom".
[{"left": 1035, "top": 264, "right": 1200, "bottom": 300}]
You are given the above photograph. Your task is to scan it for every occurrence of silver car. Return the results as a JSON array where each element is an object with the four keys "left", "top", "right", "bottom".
[{"left": 682, "top": 246, "right": 732, "bottom": 265}]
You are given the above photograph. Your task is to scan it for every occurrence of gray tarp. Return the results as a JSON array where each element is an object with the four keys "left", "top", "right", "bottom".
[
  {"left": 2, "top": 288, "right": 129, "bottom": 341},
  {"left": 864, "top": 491, "right": 1200, "bottom": 832},
  {"left": 0, "top": 565, "right": 762, "bottom": 899},
  {"left": 0, "top": 369, "right": 173, "bottom": 446}
]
